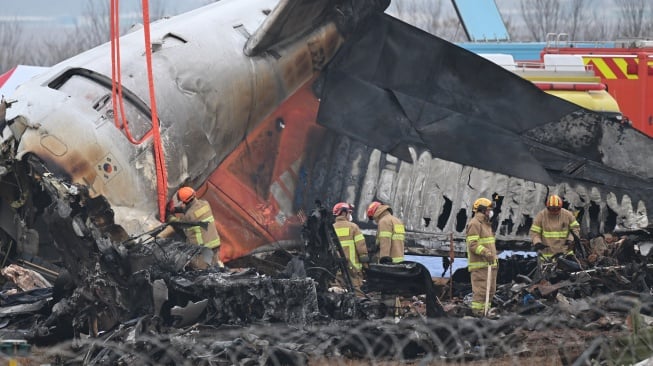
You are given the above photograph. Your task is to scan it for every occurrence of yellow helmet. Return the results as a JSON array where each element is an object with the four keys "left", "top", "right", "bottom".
[
  {"left": 546, "top": 194, "right": 563, "bottom": 209},
  {"left": 472, "top": 198, "right": 493, "bottom": 213}
]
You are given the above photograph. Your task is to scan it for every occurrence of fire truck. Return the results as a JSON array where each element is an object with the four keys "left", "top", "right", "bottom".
[
  {"left": 479, "top": 52, "right": 622, "bottom": 119},
  {"left": 543, "top": 37, "right": 653, "bottom": 137}
]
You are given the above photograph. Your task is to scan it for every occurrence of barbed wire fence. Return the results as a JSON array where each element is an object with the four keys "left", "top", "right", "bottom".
[{"left": 10, "top": 297, "right": 651, "bottom": 366}]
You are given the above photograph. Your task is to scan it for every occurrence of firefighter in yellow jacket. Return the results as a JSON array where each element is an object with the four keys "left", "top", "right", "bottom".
[
  {"left": 530, "top": 194, "right": 581, "bottom": 260},
  {"left": 366, "top": 201, "right": 405, "bottom": 263},
  {"left": 161, "top": 186, "right": 222, "bottom": 269},
  {"left": 332, "top": 202, "right": 369, "bottom": 291},
  {"left": 465, "top": 197, "right": 498, "bottom": 317}
]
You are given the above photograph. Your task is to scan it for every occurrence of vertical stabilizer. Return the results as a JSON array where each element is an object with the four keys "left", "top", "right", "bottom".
[{"left": 451, "top": 0, "right": 509, "bottom": 42}]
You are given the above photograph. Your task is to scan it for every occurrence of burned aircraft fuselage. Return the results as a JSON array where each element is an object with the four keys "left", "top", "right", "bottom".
[{"left": 0, "top": 0, "right": 349, "bottom": 260}]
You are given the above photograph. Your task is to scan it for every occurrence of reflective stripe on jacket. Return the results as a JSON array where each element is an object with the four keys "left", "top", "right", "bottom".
[
  {"left": 465, "top": 212, "right": 497, "bottom": 271},
  {"left": 333, "top": 216, "right": 368, "bottom": 270},
  {"left": 373, "top": 205, "right": 405, "bottom": 263},
  {"left": 181, "top": 198, "right": 221, "bottom": 248},
  {"left": 530, "top": 208, "right": 580, "bottom": 257}
]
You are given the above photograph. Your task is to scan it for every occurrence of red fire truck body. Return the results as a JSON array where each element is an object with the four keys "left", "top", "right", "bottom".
[{"left": 544, "top": 42, "right": 653, "bottom": 137}]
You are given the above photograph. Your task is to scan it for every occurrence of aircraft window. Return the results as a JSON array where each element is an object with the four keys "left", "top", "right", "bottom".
[{"left": 50, "top": 69, "right": 153, "bottom": 141}]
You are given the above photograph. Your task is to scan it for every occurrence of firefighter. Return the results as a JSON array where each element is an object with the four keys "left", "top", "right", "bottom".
[
  {"left": 530, "top": 194, "right": 581, "bottom": 260},
  {"left": 160, "top": 186, "right": 223, "bottom": 269},
  {"left": 332, "top": 202, "right": 369, "bottom": 292},
  {"left": 366, "top": 201, "right": 405, "bottom": 264},
  {"left": 465, "top": 197, "right": 498, "bottom": 317}
]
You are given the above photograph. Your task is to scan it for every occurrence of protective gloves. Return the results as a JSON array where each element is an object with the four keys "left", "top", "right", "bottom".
[
  {"left": 482, "top": 248, "right": 497, "bottom": 264},
  {"left": 359, "top": 254, "right": 370, "bottom": 269}
]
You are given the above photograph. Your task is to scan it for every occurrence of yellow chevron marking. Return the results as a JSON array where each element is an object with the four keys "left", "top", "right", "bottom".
[
  {"left": 584, "top": 57, "right": 617, "bottom": 79},
  {"left": 613, "top": 58, "right": 638, "bottom": 80}
]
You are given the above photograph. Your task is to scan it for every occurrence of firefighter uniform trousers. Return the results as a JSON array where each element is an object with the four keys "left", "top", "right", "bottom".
[{"left": 470, "top": 266, "right": 498, "bottom": 314}]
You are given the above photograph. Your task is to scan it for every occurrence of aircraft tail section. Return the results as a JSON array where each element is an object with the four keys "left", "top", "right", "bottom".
[{"left": 315, "top": 13, "right": 589, "bottom": 185}]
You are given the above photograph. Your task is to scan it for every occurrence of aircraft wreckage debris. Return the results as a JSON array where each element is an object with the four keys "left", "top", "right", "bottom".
[
  {"left": 0, "top": 0, "right": 652, "bottom": 363},
  {"left": 0, "top": 192, "right": 650, "bottom": 364}
]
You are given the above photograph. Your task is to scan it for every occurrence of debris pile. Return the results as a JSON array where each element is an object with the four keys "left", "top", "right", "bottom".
[{"left": 0, "top": 186, "right": 651, "bottom": 365}]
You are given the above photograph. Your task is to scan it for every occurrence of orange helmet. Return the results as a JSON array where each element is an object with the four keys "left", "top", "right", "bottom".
[
  {"left": 546, "top": 194, "right": 563, "bottom": 209},
  {"left": 332, "top": 202, "right": 353, "bottom": 216},
  {"left": 472, "top": 198, "right": 493, "bottom": 213},
  {"left": 366, "top": 201, "right": 382, "bottom": 220},
  {"left": 177, "top": 186, "right": 196, "bottom": 204}
]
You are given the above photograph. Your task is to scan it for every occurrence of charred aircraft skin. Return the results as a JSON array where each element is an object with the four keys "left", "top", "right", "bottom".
[
  {"left": 312, "top": 12, "right": 653, "bottom": 243},
  {"left": 305, "top": 133, "right": 652, "bottom": 257},
  {"left": 0, "top": 0, "right": 652, "bottom": 280}
]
